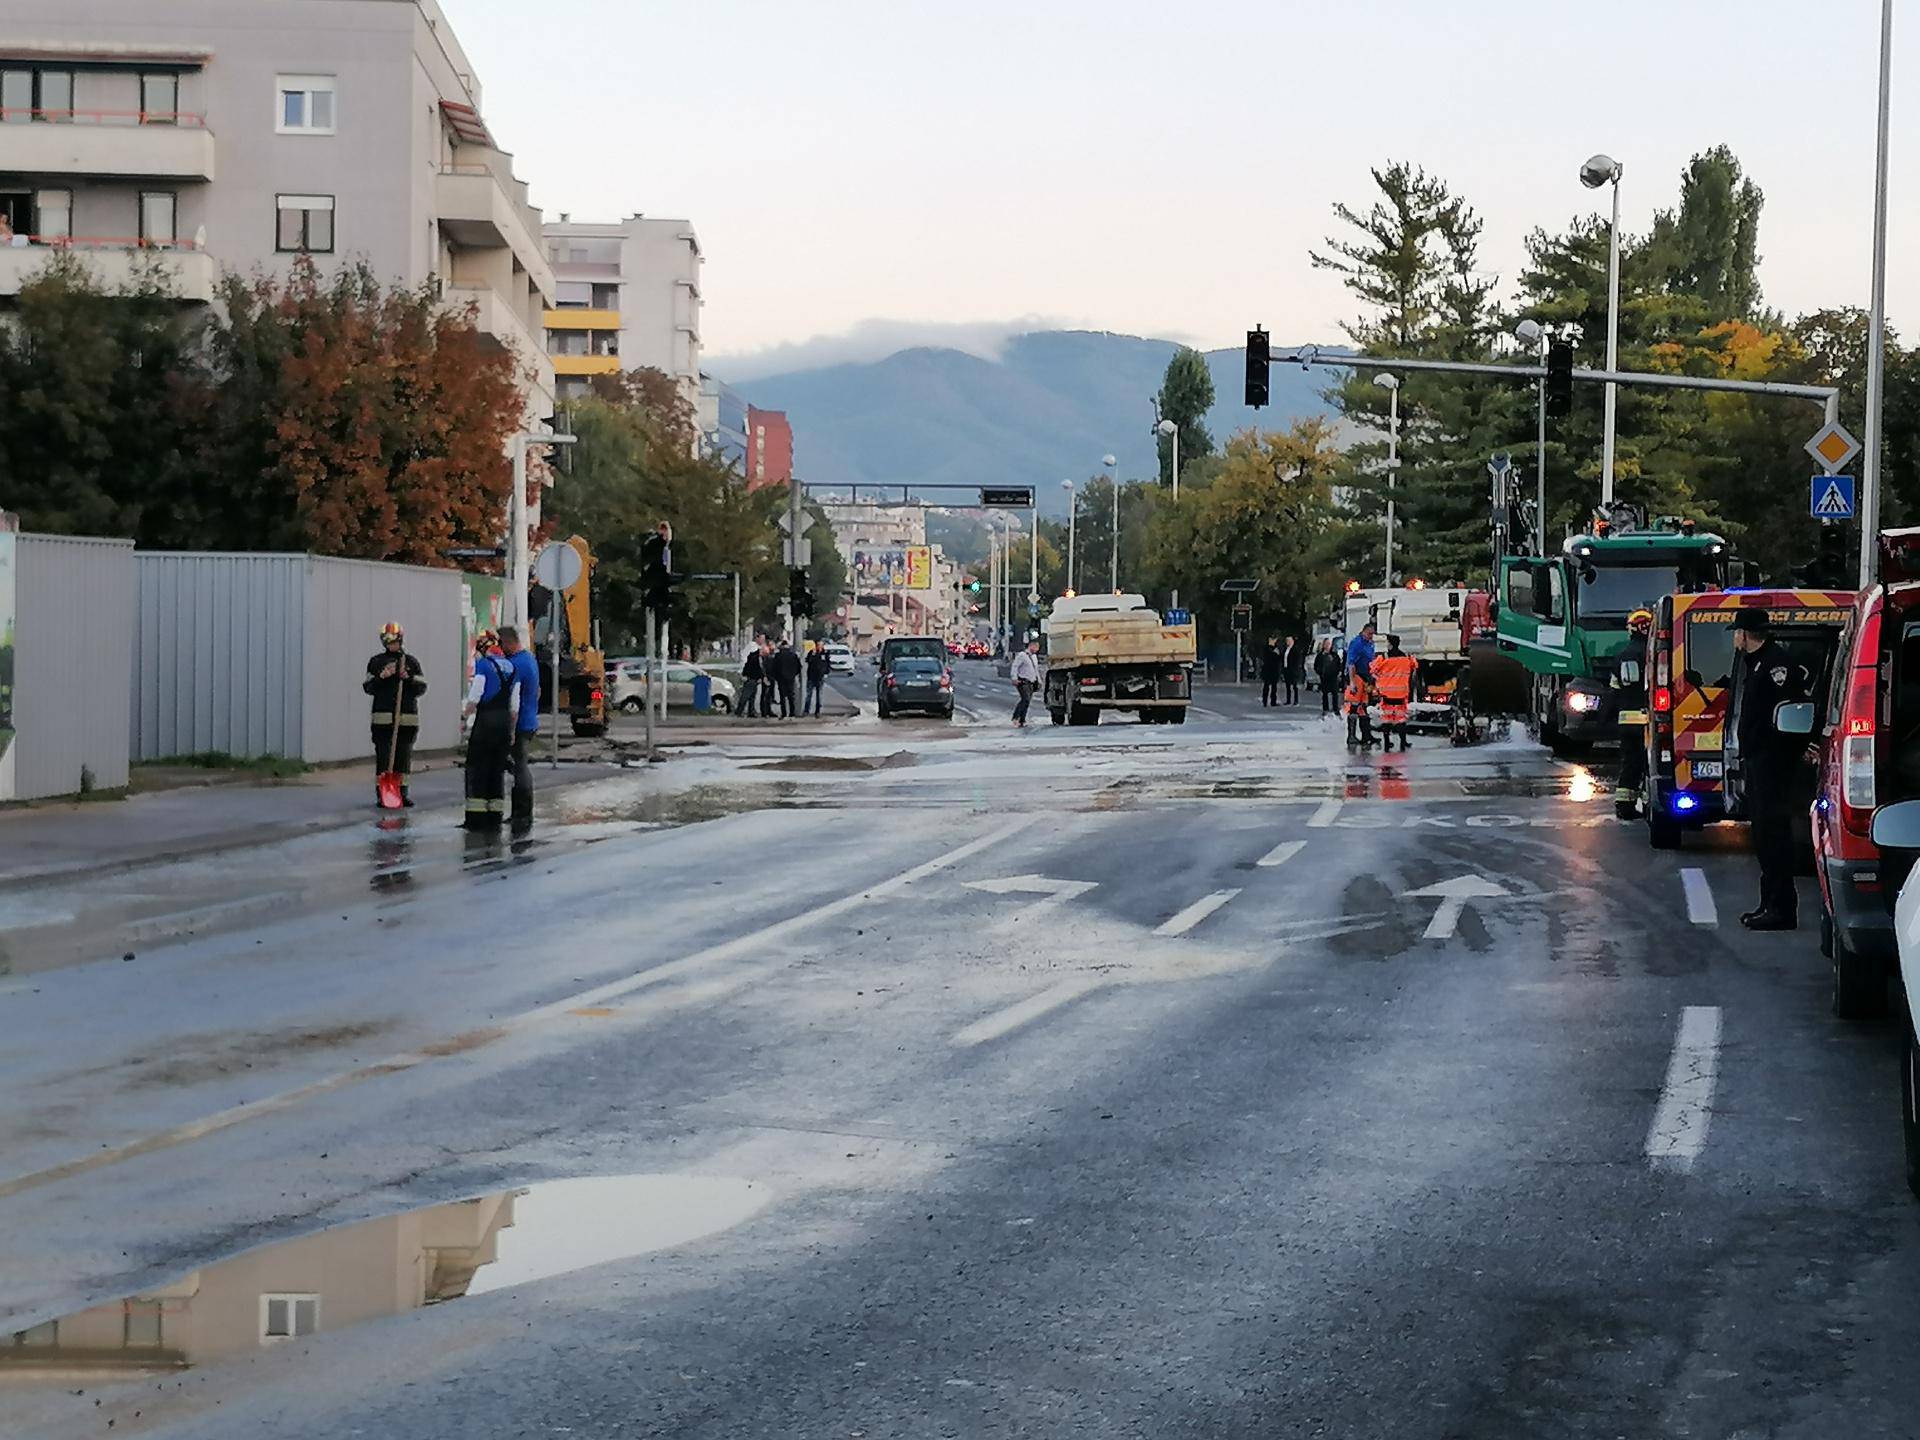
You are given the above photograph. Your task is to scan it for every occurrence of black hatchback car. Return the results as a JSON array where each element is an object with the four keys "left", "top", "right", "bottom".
[{"left": 877, "top": 653, "right": 954, "bottom": 719}]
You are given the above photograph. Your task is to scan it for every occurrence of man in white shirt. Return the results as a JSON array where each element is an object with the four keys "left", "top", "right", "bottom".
[{"left": 1009, "top": 638, "right": 1043, "bottom": 727}]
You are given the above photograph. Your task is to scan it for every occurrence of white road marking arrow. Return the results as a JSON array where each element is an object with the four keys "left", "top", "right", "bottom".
[
  {"left": 1404, "top": 874, "right": 1512, "bottom": 940},
  {"left": 963, "top": 875, "right": 1098, "bottom": 915}
]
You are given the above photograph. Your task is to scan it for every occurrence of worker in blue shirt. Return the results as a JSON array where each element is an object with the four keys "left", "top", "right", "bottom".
[
  {"left": 1343, "top": 621, "right": 1378, "bottom": 748},
  {"left": 1344, "top": 621, "right": 1378, "bottom": 685},
  {"left": 498, "top": 624, "right": 542, "bottom": 830},
  {"left": 462, "top": 630, "right": 519, "bottom": 831}
]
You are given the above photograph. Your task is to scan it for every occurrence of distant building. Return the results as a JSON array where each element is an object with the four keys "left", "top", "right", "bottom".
[
  {"left": 542, "top": 214, "right": 701, "bottom": 405},
  {"left": 745, "top": 406, "right": 793, "bottom": 492},
  {"left": 0, "top": 0, "right": 556, "bottom": 423},
  {"left": 698, "top": 374, "right": 749, "bottom": 472}
]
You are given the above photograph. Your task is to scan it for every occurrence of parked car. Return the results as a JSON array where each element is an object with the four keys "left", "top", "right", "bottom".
[
  {"left": 1804, "top": 528, "right": 1920, "bottom": 1017},
  {"left": 877, "top": 655, "right": 954, "bottom": 719},
  {"left": 823, "top": 642, "right": 855, "bottom": 674},
  {"left": 609, "top": 660, "right": 736, "bottom": 714}
]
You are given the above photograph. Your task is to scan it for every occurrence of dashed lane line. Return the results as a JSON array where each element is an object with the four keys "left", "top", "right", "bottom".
[
  {"left": 1257, "top": 840, "right": 1307, "bottom": 869},
  {"left": 952, "top": 977, "right": 1108, "bottom": 1048},
  {"left": 1680, "top": 868, "right": 1718, "bottom": 926},
  {"left": 1155, "top": 889, "right": 1243, "bottom": 937},
  {"left": 0, "top": 816, "right": 1038, "bottom": 1203},
  {"left": 1307, "top": 800, "right": 1343, "bottom": 828},
  {"left": 1646, "top": 1005, "right": 1722, "bottom": 1172}
]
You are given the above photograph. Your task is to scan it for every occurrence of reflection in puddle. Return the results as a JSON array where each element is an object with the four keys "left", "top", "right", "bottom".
[{"left": 1, "top": 1174, "right": 767, "bottom": 1380}]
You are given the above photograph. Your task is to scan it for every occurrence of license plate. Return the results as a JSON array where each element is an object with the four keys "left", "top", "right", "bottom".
[{"left": 1690, "top": 760, "right": 1723, "bottom": 779}]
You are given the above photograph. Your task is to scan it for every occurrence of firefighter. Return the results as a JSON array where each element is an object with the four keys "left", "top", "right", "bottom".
[
  {"left": 1610, "top": 607, "right": 1654, "bottom": 818},
  {"left": 1372, "top": 634, "right": 1418, "bottom": 751},
  {"left": 462, "top": 630, "right": 519, "bottom": 832},
  {"left": 363, "top": 622, "right": 425, "bottom": 807},
  {"left": 1729, "top": 607, "right": 1812, "bottom": 930}
]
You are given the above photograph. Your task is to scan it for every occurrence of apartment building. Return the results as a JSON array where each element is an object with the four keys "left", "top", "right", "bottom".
[
  {"left": 698, "top": 373, "right": 749, "bottom": 471},
  {"left": 0, "top": 0, "right": 555, "bottom": 420},
  {"left": 543, "top": 214, "right": 701, "bottom": 405}
]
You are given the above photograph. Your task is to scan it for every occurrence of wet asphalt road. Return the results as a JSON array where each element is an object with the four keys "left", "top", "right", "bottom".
[{"left": 3, "top": 705, "right": 1918, "bottom": 1438}]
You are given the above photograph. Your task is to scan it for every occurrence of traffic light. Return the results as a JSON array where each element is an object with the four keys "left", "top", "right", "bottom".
[
  {"left": 788, "top": 567, "right": 816, "bottom": 619},
  {"left": 1245, "top": 326, "right": 1270, "bottom": 409},
  {"left": 1545, "top": 339, "right": 1574, "bottom": 419},
  {"left": 641, "top": 523, "right": 677, "bottom": 614},
  {"left": 968, "top": 578, "right": 982, "bottom": 594}
]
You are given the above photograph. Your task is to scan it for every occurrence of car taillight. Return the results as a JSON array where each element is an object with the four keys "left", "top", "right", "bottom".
[
  {"left": 942, "top": 669, "right": 952, "bottom": 685},
  {"left": 1655, "top": 635, "right": 1669, "bottom": 689},
  {"left": 590, "top": 689, "right": 603, "bottom": 703},
  {"left": 886, "top": 675, "right": 897, "bottom": 688},
  {"left": 1844, "top": 735, "right": 1876, "bottom": 810},
  {"left": 1653, "top": 686, "right": 1671, "bottom": 712},
  {"left": 1839, "top": 647, "right": 1879, "bottom": 830}
]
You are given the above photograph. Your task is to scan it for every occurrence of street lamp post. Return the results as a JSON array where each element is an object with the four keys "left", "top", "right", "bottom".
[
  {"left": 1157, "top": 418, "right": 1181, "bottom": 611},
  {"left": 1515, "top": 319, "right": 1547, "bottom": 546},
  {"left": 1862, "top": 0, "right": 1894, "bottom": 583},
  {"left": 1581, "top": 153, "right": 1624, "bottom": 506},
  {"left": 1062, "top": 479, "right": 1076, "bottom": 595},
  {"left": 1103, "top": 454, "right": 1118, "bottom": 592},
  {"left": 1374, "top": 373, "right": 1399, "bottom": 586}
]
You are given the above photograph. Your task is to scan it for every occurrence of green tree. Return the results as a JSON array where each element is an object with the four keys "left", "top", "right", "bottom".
[
  {"left": 1642, "top": 145, "right": 1765, "bottom": 320},
  {"left": 1154, "top": 347, "right": 1215, "bottom": 485}
]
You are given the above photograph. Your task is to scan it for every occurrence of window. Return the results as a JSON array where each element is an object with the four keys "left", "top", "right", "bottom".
[
  {"left": 1, "top": 67, "right": 70, "bottom": 121},
  {"left": 554, "top": 280, "right": 592, "bottom": 308},
  {"left": 1, "top": 70, "right": 29, "bottom": 122},
  {"left": 260, "top": 1294, "right": 318, "bottom": 1343},
  {"left": 139, "top": 191, "right": 176, "bottom": 246},
  {"left": 276, "top": 75, "right": 335, "bottom": 134},
  {"left": 590, "top": 282, "right": 619, "bottom": 309},
  {"left": 34, "top": 189, "right": 70, "bottom": 241},
  {"left": 12, "top": 1321, "right": 57, "bottom": 1347},
  {"left": 123, "top": 1300, "right": 164, "bottom": 1348},
  {"left": 140, "top": 72, "right": 176, "bottom": 124},
  {"left": 275, "top": 193, "right": 334, "bottom": 253},
  {"left": 39, "top": 69, "right": 72, "bottom": 121},
  {"left": 1503, "top": 560, "right": 1533, "bottom": 618}
]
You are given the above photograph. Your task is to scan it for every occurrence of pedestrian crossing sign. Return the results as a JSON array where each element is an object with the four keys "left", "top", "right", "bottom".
[{"left": 1811, "top": 474, "right": 1856, "bottom": 519}]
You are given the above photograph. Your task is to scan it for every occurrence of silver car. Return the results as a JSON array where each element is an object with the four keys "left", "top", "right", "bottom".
[{"left": 611, "top": 660, "right": 737, "bottom": 714}]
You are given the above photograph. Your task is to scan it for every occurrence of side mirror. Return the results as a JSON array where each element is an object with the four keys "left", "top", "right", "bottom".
[
  {"left": 1616, "top": 659, "right": 1642, "bottom": 685},
  {"left": 1871, "top": 799, "right": 1920, "bottom": 851},
  {"left": 1774, "top": 701, "right": 1816, "bottom": 736}
]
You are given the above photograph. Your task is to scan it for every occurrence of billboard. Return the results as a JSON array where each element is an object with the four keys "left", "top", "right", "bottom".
[
  {"left": 852, "top": 547, "right": 933, "bottom": 589},
  {"left": 905, "top": 546, "right": 932, "bottom": 590}
]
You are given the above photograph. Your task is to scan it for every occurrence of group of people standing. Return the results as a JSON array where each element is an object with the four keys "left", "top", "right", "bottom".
[
  {"left": 738, "top": 637, "right": 830, "bottom": 719},
  {"left": 363, "top": 622, "right": 541, "bottom": 834},
  {"left": 1340, "top": 622, "right": 1418, "bottom": 751},
  {"left": 1258, "top": 636, "right": 1308, "bottom": 707}
]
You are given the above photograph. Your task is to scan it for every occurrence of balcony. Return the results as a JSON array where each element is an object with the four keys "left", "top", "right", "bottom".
[
  {"left": 0, "top": 112, "right": 215, "bottom": 181},
  {"left": 0, "top": 240, "right": 215, "bottom": 301},
  {"left": 544, "top": 307, "right": 619, "bottom": 330},
  {"left": 551, "top": 354, "right": 619, "bottom": 377},
  {"left": 434, "top": 161, "right": 553, "bottom": 293}
]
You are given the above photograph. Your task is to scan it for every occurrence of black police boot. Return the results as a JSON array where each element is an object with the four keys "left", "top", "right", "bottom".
[{"left": 1742, "top": 910, "right": 1797, "bottom": 931}]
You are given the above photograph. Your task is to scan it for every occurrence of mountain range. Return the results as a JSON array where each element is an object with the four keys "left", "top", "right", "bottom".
[{"left": 726, "top": 330, "right": 1347, "bottom": 517}]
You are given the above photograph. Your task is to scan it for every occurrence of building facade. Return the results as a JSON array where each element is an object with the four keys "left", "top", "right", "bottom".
[
  {"left": 745, "top": 405, "right": 793, "bottom": 492},
  {"left": 698, "top": 374, "right": 749, "bottom": 472},
  {"left": 543, "top": 214, "right": 701, "bottom": 405},
  {"left": 0, "top": 0, "right": 555, "bottom": 421}
]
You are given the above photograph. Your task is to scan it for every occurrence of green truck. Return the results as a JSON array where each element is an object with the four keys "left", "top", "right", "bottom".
[{"left": 1473, "top": 512, "right": 1737, "bottom": 754}]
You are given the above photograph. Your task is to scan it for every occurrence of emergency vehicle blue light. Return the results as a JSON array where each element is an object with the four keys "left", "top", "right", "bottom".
[{"left": 1673, "top": 794, "right": 1700, "bottom": 813}]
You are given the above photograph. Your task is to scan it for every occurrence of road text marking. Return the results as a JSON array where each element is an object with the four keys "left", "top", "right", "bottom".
[
  {"left": 1156, "top": 889, "right": 1243, "bottom": 937},
  {"left": 1646, "top": 1005, "right": 1722, "bottom": 1172},
  {"left": 1681, "top": 869, "right": 1718, "bottom": 926},
  {"left": 1257, "top": 840, "right": 1307, "bottom": 869}
]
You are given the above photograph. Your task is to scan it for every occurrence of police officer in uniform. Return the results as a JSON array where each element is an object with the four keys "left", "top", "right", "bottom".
[
  {"left": 1730, "top": 607, "right": 1811, "bottom": 930},
  {"left": 1610, "top": 607, "right": 1654, "bottom": 819},
  {"left": 363, "top": 622, "right": 425, "bottom": 807}
]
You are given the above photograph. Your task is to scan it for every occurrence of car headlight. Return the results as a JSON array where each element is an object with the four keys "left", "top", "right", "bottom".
[{"left": 1566, "top": 691, "right": 1599, "bottom": 713}]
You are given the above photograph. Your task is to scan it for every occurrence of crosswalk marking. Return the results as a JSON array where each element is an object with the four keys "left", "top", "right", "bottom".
[
  {"left": 1257, "top": 840, "right": 1306, "bottom": 869},
  {"left": 1680, "top": 868, "right": 1717, "bottom": 926},
  {"left": 1155, "top": 889, "right": 1242, "bottom": 937}
]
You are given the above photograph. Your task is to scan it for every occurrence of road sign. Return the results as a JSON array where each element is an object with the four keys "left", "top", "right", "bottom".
[
  {"left": 533, "top": 541, "right": 583, "bottom": 591},
  {"left": 1220, "top": 578, "right": 1259, "bottom": 593},
  {"left": 981, "top": 486, "right": 1034, "bottom": 508},
  {"left": 777, "top": 509, "right": 815, "bottom": 535},
  {"left": 1812, "top": 474, "right": 1857, "bottom": 519},
  {"left": 1230, "top": 603, "right": 1252, "bottom": 632},
  {"left": 1165, "top": 608, "right": 1191, "bottom": 625},
  {"left": 782, "top": 536, "right": 812, "bottom": 567},
  {"left": 444, "top": 545, "right": 506, "bottom": 560},
  {"left": 1805, "top": 420, "right": 1861, "bottom": 474}
]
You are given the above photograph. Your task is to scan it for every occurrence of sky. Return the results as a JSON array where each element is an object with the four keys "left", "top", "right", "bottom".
[{"left": 451, "top": 0, "right": 1919, "bottom": 378}]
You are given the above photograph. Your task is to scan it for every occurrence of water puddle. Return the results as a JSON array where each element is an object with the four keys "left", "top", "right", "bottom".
[{"left": 1, "top": 1173, "right": 768, "bottom": 1380}]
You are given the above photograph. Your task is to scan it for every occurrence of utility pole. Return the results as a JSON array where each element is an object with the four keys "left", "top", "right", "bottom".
[
  {"left": 1862, "top": 0, "right": 1894, "bottom": 582},
  {"left": 642, "top": 606, "right": 656, "bottom": 754}
]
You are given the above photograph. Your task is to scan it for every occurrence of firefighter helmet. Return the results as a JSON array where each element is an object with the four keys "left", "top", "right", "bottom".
[
  {"left": 474, "top": 628, "right": 499, "bottom": 652},
  {"left": 1627, "top": 607, "right": 1654, "bottom": 629},
  {"left": 379, "top": 621, "right": 404, "bottom": 644}
]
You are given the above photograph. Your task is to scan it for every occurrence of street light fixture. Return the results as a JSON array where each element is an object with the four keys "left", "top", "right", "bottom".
[
  {"left": 1580, "top": 152, "right": 1624, "bottom": 506},
  {"left": 1156, "top": 418, "right": 1180, "bottom": 500},
  {"left": 1374, "top": 373, "right": 1399, "bottom": 586},
  {"left": 1514, "top": 319, "right": 1547, "bottom": 544},
  {"left": 1102, "top": 454, "right": 1118, "bottom": 592},
  {"left": 1061, "top": 479, "right": 1077, "bottom": 596}
]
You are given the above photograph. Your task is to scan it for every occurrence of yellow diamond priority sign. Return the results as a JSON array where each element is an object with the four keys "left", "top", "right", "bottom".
[{"left": 1805, "top": 420, "right": 1861, "bottom": 473}]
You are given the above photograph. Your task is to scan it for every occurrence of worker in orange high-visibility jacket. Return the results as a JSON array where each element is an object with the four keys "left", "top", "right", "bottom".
[{"left": 1372, "top": 633, "right": 1419, "bottom": 752}]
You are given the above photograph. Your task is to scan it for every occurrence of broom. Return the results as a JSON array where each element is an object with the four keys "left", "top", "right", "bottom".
[{"left": 376, "top": 649, "right": 408, "bottom": 810}]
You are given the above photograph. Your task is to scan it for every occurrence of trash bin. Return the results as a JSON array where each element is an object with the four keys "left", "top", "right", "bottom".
[{"left": 692, "top": 674, "right": 712, "bottom": 712}]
